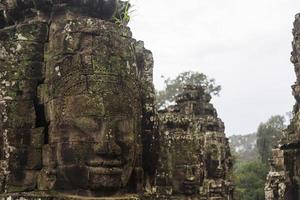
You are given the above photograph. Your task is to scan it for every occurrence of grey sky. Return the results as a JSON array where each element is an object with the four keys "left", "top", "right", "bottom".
[{"left": 128, "top": 0, "right": 300, "bottom": 136}]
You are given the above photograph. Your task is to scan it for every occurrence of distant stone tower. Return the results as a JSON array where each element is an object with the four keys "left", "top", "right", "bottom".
[
  {"left": 265, "top": 13, "right": 300, "bottom": 200},
  {"left": 154, "top": 85, "right": 234, "bottom": 200}
]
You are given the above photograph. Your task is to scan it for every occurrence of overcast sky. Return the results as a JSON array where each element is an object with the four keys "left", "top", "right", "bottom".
[{"left": 128, "top": 0, "right": 300, "bottom": 136}]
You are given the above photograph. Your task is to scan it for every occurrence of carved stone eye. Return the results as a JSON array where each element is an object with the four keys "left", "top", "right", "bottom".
[
  {"left": 115, "top": 119, "right": 135, "bottom": 143},
  {"left": 73, "top": 117, "right": 101, "bottom": 133}
]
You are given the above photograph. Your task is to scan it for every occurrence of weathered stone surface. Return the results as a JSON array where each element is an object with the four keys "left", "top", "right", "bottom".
[
  {"left": 0, "top": 0, "right": 157, "bottom": 197},
  {"left": 153, "top": 85, "right": 234, "bottom": 200},
  {"left": 265, "top": 13, "right": 300, "bottom": 200},
  {"left": 40, "top": 6, "right": 153, "bottom": 198},
  {"left": 6, "top": 170, "right": 38, "bottom": 192},
  {"left": 0, "top": 0, "right": 233, "bottom": 199},
  {"left": 0, "top": 16, "right": 48, "bottom": 193}
]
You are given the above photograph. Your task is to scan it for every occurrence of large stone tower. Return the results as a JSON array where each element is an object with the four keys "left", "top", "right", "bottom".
[
  {"left": 265, "top": 13, "right": 300, "bottom": 200},
  {"left": 0, "top": 0, "right": 156, "bottom": 198}
]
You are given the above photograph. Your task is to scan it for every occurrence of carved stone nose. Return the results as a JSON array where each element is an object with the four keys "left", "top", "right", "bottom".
[
  {"left": 185, "top": 166, "right": 196, "bottom": 181},
  {"left": 186, "top": 175, "right": 196, "bottom": 182},
  {"left": 94, "top": 132, "right": 122, "bottom": 157}
]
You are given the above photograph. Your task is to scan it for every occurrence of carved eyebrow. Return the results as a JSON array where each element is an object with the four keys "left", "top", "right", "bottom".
[
  {"left": 175, "top": 164, "right": 202, "bottom": 168},
  {"left": 61, "top": 117, "right": 100, "bottom": 130},
  {"left": 103, "top": 115, "right": 134, "bottom": 121}
]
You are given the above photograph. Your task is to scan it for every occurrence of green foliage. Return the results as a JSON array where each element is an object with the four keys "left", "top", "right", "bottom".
[
  {"left": 114, "top": 1, "right": 135, "bottom": 26},
  {"left": 233, "top": 115, "right": 288, "bottom": 200},
  {"left": 156, "top": 71, "right": 221, "bottom": 109},
  {"left": 256, "top": 115, "right": 286, "bottom": 164},
  {"left": 234, "top": 161, "right": 268, "bottom": 200},
  {"left": 229, "top": 133, "right": 259, "bottom": 164}
]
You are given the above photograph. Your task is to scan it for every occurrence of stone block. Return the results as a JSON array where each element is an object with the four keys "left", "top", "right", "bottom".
[
  {"left": 16, "top": 22, "right": 49, "bottom": 43},
  {"left": 0, "top": 60, "right": 44, "bottom": 81},
  {"left": 1, "top": 79, "right": 38, "bottom": 101},
  {"left": 9, "top": 147, "right": 42, "bottom": 170},
  {"left": 5, "top": 100, "right": 36, "bottom": 128},
  {"left": 54, "top": 165, "right": 89, "bottom": 190},
  {"left": 0, "top": 131, "right": 4, "bottom": 160},
  {"left": 0, "top": 39, "right": 44, "bottom": 63},
  {"left": 42, "top": 145, "right": 57, "bottom": 168},
  {"left": 6, "top": 170, "right": 37, "bottom": 192},
  {"left": 5, "top": 128, "right": 44, "bottom": 148}
]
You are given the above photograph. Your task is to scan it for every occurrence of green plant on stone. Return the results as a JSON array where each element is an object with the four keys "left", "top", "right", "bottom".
[{"left": 114, "top": 0, "right": 135, "bottom": 26}]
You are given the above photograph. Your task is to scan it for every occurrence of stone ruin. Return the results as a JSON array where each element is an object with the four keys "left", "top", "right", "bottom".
[
  {"left": 155, "top": 85, "right": 234, "bottom": 200},
  {"left": 265, "top": 13, "right": 300, "bottom": 200},
  {"left": 0, "top": 0, "right": 233, "bottom": 199},
  {"left": 0, "top": 0, "right": 157, "bottom": 198}
]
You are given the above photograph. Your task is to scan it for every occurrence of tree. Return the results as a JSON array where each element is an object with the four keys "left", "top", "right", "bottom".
[
  {"left": 234, "top": 161, "right": 268, "bottom": 200},
  {"left": 156, "top": 71, "right": 221, "bottom": 109},
  {"left": 256, "top": 115, "right": 286, "bottom": 164}
]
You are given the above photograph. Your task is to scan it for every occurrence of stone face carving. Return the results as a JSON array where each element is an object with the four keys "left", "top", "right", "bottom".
[
  {"left": 154, "top": 85, "right": 234, "bottom": 200},
  {"left": 39, "top": 11, "right": 144, "bottom": 193},
  {"left": 0, "top": 0, "right": 156, "bottom": 197},
  {"left": 0, "top": 1, "right": 234, "bottom": 199},
  {"left": 265, "top": 13, "right": 300, "bottom": 200},
  {"left": 156, "top": 115, "right": 204, "bottom": 196}
]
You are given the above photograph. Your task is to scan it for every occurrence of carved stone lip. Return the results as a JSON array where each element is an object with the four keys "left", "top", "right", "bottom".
[
  {"left": 214, "top": 169, "right": 225, "bottom": 177},
  {"left": 183, "top": 180, "right": 199, "bottom": 188},
  {"left": 181, "top": 183, "right": 199, "bottom": 195},
  {"left": 87, "top": 166, "right": 123, "bottom": 175},
  {"left": 182, "top": 180, "right": 200, "bottom": 193},
  {"left": 86, "top": 158, "right": 123, "bottom": 167},
  {"left": 86, "top": 158, "right": 123, "bottom": 174}
]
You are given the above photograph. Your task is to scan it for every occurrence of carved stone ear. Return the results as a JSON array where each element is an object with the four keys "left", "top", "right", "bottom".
[
  {"left": 132, "top": 167, "right": 144, "bottom": 193},
  {"left": 0, "top": 12, "right": 5, "bottom": 29}
]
